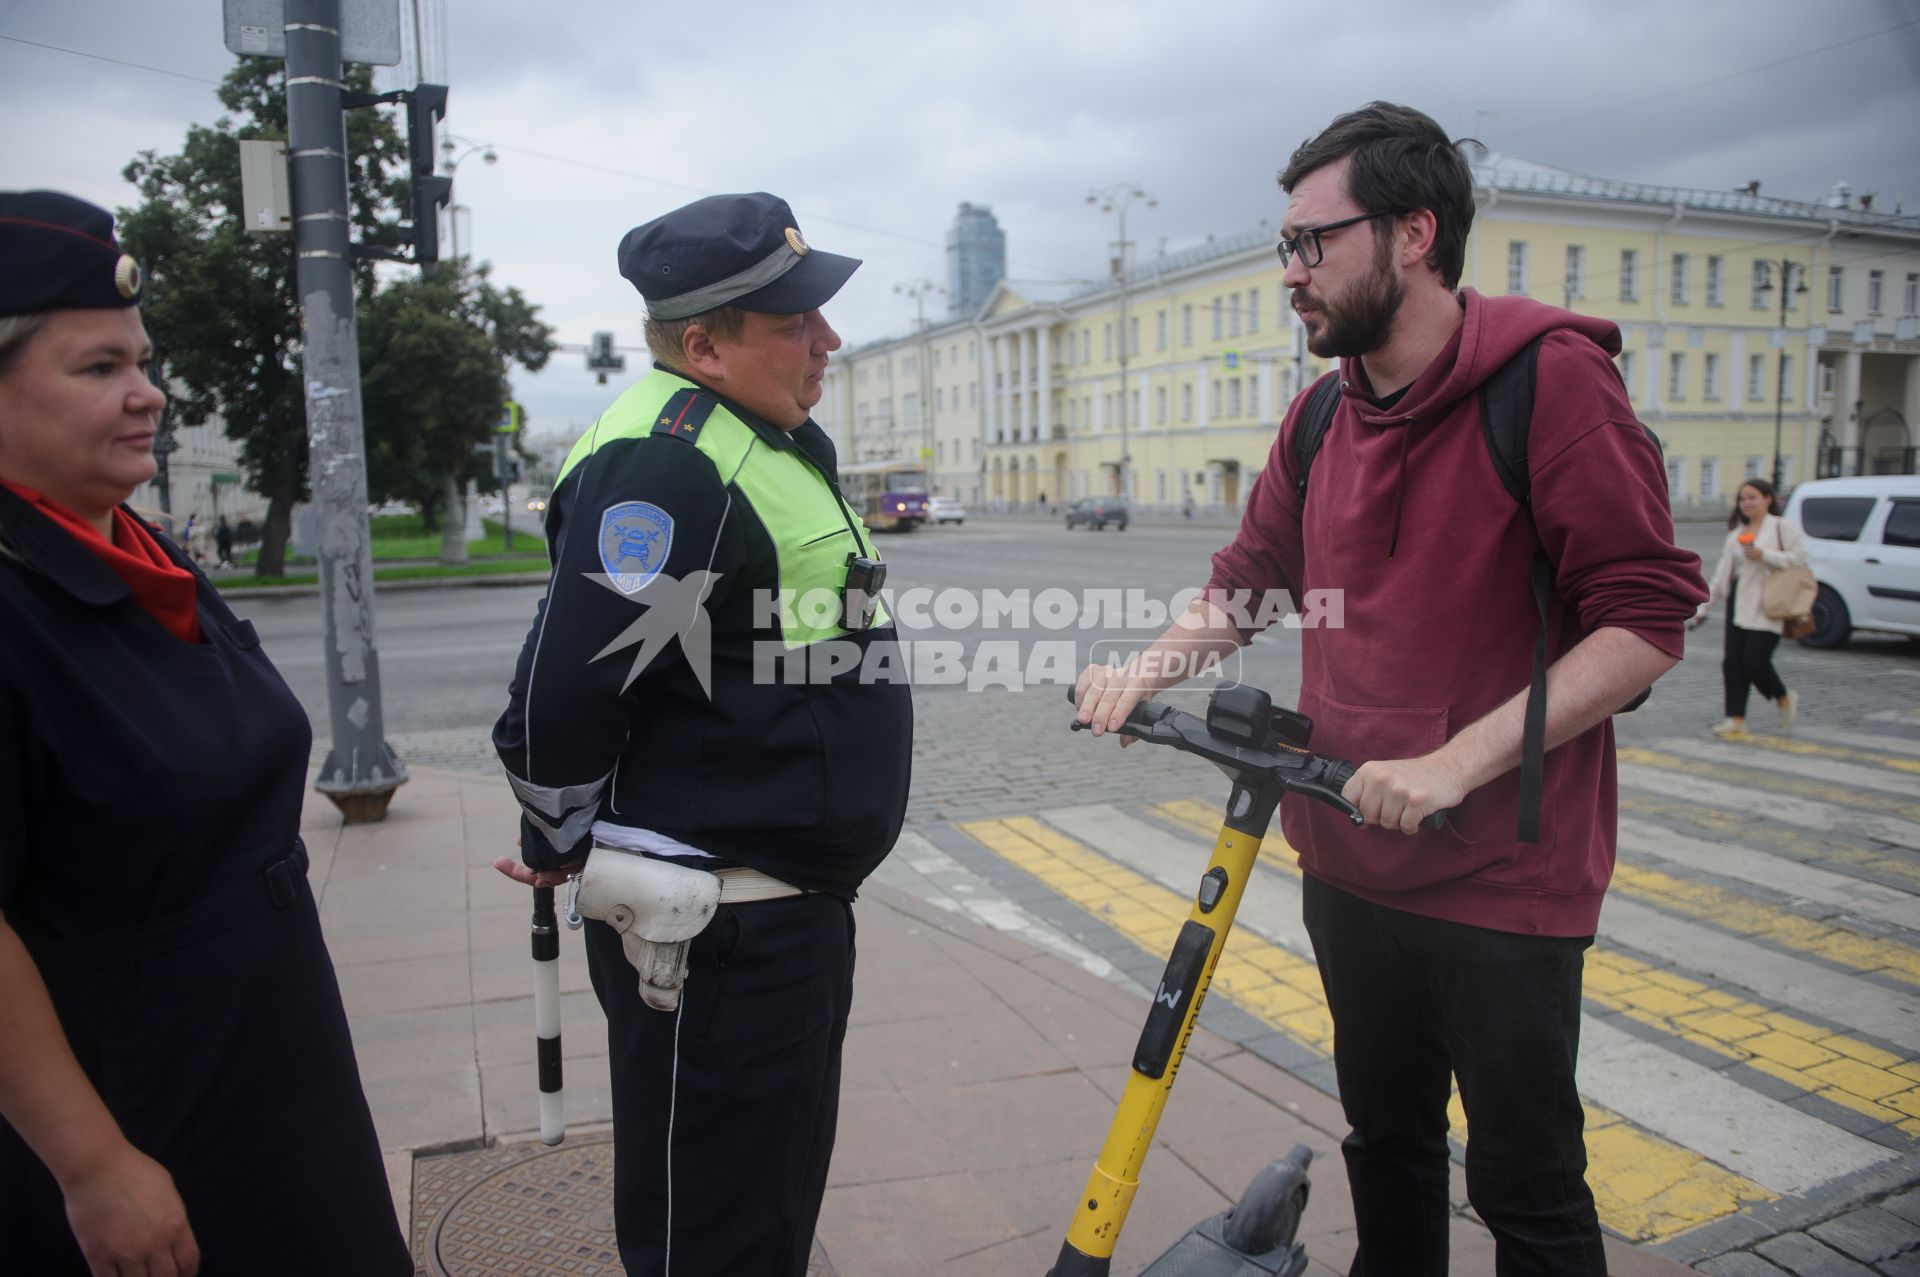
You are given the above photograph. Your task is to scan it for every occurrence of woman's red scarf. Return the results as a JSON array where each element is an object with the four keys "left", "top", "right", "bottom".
[{"left": 2, "top": 481, "right": 201, "bottom": 642}]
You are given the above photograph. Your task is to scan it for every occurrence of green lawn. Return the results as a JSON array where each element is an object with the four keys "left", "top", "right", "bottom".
[
  {"left": 239, "top": 513, "right": 548, "bottom": 566},
  {"left": 228, "top": 556, "right": 551, "bottom": 589}
]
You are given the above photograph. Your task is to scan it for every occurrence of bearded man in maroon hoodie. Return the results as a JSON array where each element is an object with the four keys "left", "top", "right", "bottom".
[{"left": 1075, "top": 103, "right": 1707, "bottom": 1275}]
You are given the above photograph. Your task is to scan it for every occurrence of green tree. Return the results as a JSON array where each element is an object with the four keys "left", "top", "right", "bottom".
[
  {"left": 359, "top": 261, "right": 554, "bottom": 543},
  {"left": 117, "top": 59, "right": 407, "bottom": 576}
]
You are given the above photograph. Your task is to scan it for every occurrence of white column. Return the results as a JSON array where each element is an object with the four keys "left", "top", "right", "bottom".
[
  {"left": 1838, "top": 349, "right": 1864, "bottom": 451},
  {"left": 987, "top": 333, "right": 1003, "bottom": 444},
  {"left": 1036, "top": 324, "right": 1052, "bottom": 440}
]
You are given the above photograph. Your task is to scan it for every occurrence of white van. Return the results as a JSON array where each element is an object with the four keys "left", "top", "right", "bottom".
[{"left": 1780, "top": 475, "right": 1920, "bottom": 647}]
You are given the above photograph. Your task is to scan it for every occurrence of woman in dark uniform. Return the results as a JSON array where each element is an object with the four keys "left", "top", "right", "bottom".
[{"left": 0, "top": 192, "right": 410, "bottom": 1275}]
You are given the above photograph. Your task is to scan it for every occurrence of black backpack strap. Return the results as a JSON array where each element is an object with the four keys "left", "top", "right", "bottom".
[
  {"left": 1292, "top": 372, "right": 1344, "bottom": 504},
  {"left": 1478, "top": 335, "right": 1549, "bottom": 842},
  {"left": 1478, "top": 334, "right": 1545, "bottom": 505}
]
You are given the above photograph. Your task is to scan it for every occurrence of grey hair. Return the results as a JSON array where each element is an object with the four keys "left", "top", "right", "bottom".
[{"left": 0, "top": 313, "right": 47, "bottom": 374}]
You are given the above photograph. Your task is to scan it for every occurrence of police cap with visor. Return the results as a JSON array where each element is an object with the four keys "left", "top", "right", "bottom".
[
  {"left": 619, "top": 192, "right": 859, "bottom": 320},
  {"left": 0, "top": 190, "right": 145, "bottom": 318}
]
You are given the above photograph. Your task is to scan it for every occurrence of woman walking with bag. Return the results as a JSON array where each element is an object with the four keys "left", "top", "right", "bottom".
[{"left": 1691, "top": 478, "right": 1811, "bottom": 735}]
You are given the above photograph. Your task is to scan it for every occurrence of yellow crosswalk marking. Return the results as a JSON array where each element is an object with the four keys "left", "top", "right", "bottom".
[
  {"left": 1617, "top": 748, "right": 1920, "bottom": 823},
  {"left": 1716, "top": 733, "right": 1920, "bottom": 776},
  {"left": 1618, "top": 793, "right": 1920, "bottom": 892},
  {"left": 957, "top": 814, "right": 1773, "bottom": 1241},
  {"left": 1610, "top": 860, "right": 1920, "bottom": 989}
]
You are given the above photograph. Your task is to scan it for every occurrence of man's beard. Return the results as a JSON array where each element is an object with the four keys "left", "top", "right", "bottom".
[{"left": 1295, "top": 237, "right": 1404, "bottom": 359}]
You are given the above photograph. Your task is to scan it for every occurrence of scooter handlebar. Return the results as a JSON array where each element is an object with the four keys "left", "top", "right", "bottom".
[{"left": 1069, "top": 688, "right": 1446, "bottom": 830}]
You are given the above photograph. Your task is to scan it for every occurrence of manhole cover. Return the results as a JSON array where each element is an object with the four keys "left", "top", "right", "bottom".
[{"left": 411, "top": 1137, "right": 834, "bottom": 1275}]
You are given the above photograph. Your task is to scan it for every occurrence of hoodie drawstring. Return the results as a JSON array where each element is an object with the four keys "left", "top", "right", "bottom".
[{"left": 1386, "top": 421, "right": 1414, "bottom": 559}]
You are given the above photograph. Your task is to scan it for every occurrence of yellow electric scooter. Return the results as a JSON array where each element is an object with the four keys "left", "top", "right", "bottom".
[{"left": 1050, "top": 681, "right": 1443, "bottom": 1277}]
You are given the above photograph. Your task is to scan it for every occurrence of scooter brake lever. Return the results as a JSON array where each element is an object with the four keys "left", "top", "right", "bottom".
[{"left": 1288, "top": 779, "right": 1366, "bottom": 827}]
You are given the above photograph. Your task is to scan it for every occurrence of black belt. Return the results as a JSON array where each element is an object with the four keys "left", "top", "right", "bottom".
[{"left": 19, "top": 838, "right": 311, "bottom": 976}]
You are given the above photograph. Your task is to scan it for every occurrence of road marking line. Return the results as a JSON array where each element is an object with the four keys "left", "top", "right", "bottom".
[
  {"left": 1576, "top": 1018, "right": 1896, "bottom": 1195},
  {"left": 1718, "top": 730, "right": 1920, "bottom": 773},
  {"left": 1619, "top": 793, "right": 1920, "bottom": 891},
  {"left": 954, "top": 814, "right": 1773, "bottom": 1242},
  {"left": 1609, "top": 858, "right": 1920, "bottom": 989},
  {"left": 1618, "top": 747, "right": 1920, "bottom": 823},
  {"left": 1619, "top": 764, "right": 1920, "bottom": 851},
  {"left": 1651, "top": 736, "right": 1920, "bottom": 794},
  {"left": 1618, "top": 817, "right": 1920, "bottom": 935}
]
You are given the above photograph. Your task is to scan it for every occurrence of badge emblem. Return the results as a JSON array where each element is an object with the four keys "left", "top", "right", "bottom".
[
  {"left": 113, "top": 254, "right": 142, "bottom": 300},
  {"left": 783, "top": 227, "right": 809, "bottom": 256},
  {"left": 598, "top": 501, "right": 674, "bottom": 595}
]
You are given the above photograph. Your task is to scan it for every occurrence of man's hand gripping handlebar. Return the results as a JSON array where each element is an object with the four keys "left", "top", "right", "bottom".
[{"left": 1067, "top": 685, "right": 1448, "bottom": 832}]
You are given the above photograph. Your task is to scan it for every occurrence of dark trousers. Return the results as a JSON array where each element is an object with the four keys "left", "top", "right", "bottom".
[
  {"left": 1302, "top": 875, "right": 1605, "bottom": 1276},
  {"left": 1722, "top": 582, "right": 1787, "bottom": 718},
  {"left": 586, "top": 892, "right": 855, "bottom": 1277}
]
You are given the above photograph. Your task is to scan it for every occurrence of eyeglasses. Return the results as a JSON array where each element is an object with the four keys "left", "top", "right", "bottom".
[{"left": 1276, "top": 210, "right": 1401, "bottom": 268}]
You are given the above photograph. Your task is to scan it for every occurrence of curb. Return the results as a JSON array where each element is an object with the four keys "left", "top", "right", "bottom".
[{"left": 216, "top": 571, "right": 551, "bottom": 600}]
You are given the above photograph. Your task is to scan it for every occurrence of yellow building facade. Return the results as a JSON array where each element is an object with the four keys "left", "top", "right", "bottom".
[{"left": 818, "top": 154, "right": 1919, "bottom": 517}]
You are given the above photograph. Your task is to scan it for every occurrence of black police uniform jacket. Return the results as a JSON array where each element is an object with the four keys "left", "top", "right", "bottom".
[
  {"left": 0, "top": 487, "right": 409, "bottom": 1274},
  {"left": 493, "top": 369, "right": 914, "bottom": 893}
]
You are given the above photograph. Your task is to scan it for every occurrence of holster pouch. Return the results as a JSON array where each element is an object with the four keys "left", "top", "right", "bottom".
[{"left": 575, "top": 847, "right": 721, "bottom": 1012}]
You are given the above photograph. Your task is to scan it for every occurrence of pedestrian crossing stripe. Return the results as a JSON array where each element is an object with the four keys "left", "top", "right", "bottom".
[
  {"left": 955, "top": 814, "right": 1774, "bottom": 1242},
  {"left": 1617, "top": 747, "right": 1920, "bottom": 824},
  {"left": 1619, "top": 792, "right": 1920, "bottom": 893},
  {"left": 1723, "top": 731, "right": 1920, "bottom": 776}
]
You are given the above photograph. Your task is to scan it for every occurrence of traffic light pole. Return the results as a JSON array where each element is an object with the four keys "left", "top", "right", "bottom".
[{"left": 285, "top": 0, "right": 406, "bottom": 822}]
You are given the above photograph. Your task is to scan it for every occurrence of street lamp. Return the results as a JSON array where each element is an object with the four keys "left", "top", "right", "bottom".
[
  {"left": 894, "top": 278, "right": 944, "bottom": 486},
  {"left": 1756, "top": 259, "right": 1809, "bottom": 492},
  {"left": 439, "top": 135, "right": 497, "bottom": 263},
  {"left": 1089, "top": 184, "right": 1155, "bottom": 500}
]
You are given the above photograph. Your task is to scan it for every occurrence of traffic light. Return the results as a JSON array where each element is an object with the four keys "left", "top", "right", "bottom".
[{"left": 407, "top": 84, "right": 451, "bottom": 267}]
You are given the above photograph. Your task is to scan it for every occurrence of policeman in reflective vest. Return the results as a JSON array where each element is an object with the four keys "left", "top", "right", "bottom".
[{"left": 493, "top": 192, "right": 913, "bottom": 1277}]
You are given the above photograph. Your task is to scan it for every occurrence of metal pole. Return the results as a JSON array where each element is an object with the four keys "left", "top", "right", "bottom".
[
  {"left": 1116, "top": 200, "right": 1129, "bottom": 502},
  {"left": 1771, "top": 260, "right": 1793, "bottom": 493},
  {"left": 531, "top": 884, "right": 566, "bottom": 1145},
  {"left": 285, "top": 0, "right": 406, "bottom": 822}
]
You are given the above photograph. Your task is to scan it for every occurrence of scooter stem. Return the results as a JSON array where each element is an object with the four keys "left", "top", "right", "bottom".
[{"left": 1048, "top": 778, "right": 1282, "bottom": 1276}]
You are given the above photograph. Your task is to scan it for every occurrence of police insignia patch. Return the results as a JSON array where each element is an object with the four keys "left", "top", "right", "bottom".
[{"left": 598, "top": 501, "right": 674, "bottom": 595}]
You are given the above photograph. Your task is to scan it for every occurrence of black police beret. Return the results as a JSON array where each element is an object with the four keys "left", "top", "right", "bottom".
[
  {"left": 618, "top": 192, "right": 859, "bottom": 320},
  {"left": 0, "top": 191, "right": 143, "bottom": 318}
]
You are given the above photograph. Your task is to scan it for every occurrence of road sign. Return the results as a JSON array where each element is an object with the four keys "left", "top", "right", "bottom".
[
  {"left": 222, "top": 0, "right": 402, "bottom": 64},
  {"left": 496, "top": 401, "right": 523, "bottom": 434},
  {"left": 1222, "top": 350, "right": 1241, "bottom": 371}
]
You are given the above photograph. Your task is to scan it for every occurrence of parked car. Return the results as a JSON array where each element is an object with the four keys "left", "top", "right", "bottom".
[
  {"left": 1780, "top": 475, "right": 1920, "bottom": 647},
  {"left": 928, "top": 497, "right": 967, "bottom": 525},
  {"left": 1065, "top": 496, "right": 1130, "bottom": 531}
]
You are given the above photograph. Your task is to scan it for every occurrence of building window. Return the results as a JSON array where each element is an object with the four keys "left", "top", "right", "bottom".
[
  {"left": 1211, "top": 298, "right": 1223, "bottom": 341},
  {"left": 1706, "top": 255, "right": 1723, "bottom": 306},
  {"left": 1745, "top": 456, "right": 1763, "bottom": 480},
  {"left": 1156, "top": 386, "right": 1167, "bottom": 423},
  {"left": 1507, "top": 241, "right": 1528, "bottom": 294},
  {"left": 1226, "top": 292, "right": 1240, "bottom": 338},
  {"left": 969, "top": 382, "right": 978, "bottom": 407},
  {"left": 1156, "top": 310, "right": 1168, "bottom": 351},
  {"left": 1130, "top": 316, "right": 1140, "bottom": 356},
  {"left": 1820, "top": 363, "right": 1835, "bottom": 394},
  {"left": 1620, "top": 249, "right": 1639, "bottom": 302},
  {"left": 1618, "top": 350, "right": 1636, "bottom": 401},
  {"left": 1228, "top": 379, "right": 1242, "bottom": 417},
  {"left": 1671, "top": 253, "right": 1689, "bottom": 305},
  {"left": 1180, "top": 383, "right": 1192, "bottom": 421},
  {"left": 1703, "top": 352, "right": 1721, "bottom": 401},
  {"left": 1564, "top": 245, "right": 1585, "bottom": 301},
  {"left": 1666, "top": 456, "right": 1684, "bottom": 496},
  {"left": 1249, "top": 376, "right": 1261, "bottom": 420},
  {"left": 1104, "top": 324, "right": 1113, "bottom": 360},
  {"left": 1868, "top": 269, "right": 1884, "bottom": 315},
  {"left": 1780, "top": 356, "right": 1792, "bottom": 397},
  {"left": 1699, "top": 456, "right": 1719, "bottom": 502},
  {"left": 1181, "top": 304, "right": 1192, "bottom": 346},
  {"left": 1751, "top": 260, "right": 1770, "bottom": 310},
  {"left": 1247, "top": 288, "right": 1260, "bottom": 333},
  {"left": 1668, "top": 352, "right": 1686, "bottom": 400},
  {"left": 935, "top": 387, "right": 945, "bottom": 412},
  {"left": 1906, "top": 273, "right": 1919, "bottom": 317},
  {"left": 1828, "top": 266, "right": 1844, "bottom": 312},
  {"left": 1747, "top": 353, "right": 1765, "bottom": 402}
]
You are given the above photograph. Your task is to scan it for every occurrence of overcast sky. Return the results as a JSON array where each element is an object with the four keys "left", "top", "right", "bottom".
[{"left": 6, "top": 0, "right": 1918, "bottom": 437}]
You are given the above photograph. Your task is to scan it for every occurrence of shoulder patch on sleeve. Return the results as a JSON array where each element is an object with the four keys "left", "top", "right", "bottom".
[
  {"left": 598, "top": 501, "right": 675, "bottom": 594},
  {"left": 650, "top": 388, "right": 719, "bottom": 444}
]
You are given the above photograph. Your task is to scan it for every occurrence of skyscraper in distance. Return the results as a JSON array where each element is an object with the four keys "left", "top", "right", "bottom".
[{"left": 946, "top": 202, "right": 1006, "bottom": 319}]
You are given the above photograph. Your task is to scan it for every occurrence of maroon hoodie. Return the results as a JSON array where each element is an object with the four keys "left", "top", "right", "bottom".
[{"left": 1207, "top": 290, "right": 1706, "bottom": 936}]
